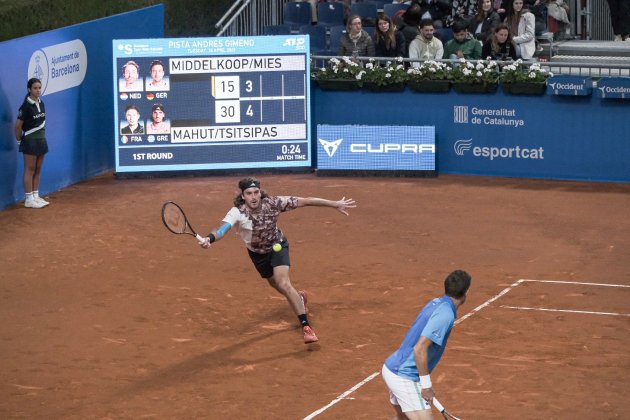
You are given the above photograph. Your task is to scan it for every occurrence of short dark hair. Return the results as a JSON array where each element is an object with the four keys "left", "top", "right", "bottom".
[
  {"left": 419, "top": 18, "right": 434, "bottom": 29},
  {"left": 124, "top": 104, "right": 140, "bottom": 114},
  {"left": 150, "top": 60, "right": 164, "bottom": 71},
  {"left": 444, "top": 270, "right": 471, "bottom": 299},
  {"left": 451, "top": 19, "right": 468, "bottom": 34}
]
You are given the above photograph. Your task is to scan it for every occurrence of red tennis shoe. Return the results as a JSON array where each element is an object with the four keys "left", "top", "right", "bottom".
[{"left": 303, "top": 325, "right": 318, "bottom": 344}]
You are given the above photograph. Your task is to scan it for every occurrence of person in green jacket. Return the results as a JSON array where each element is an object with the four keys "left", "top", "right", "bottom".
[{"left": 443, "top": 20, "right": 482, "bottom": 60}]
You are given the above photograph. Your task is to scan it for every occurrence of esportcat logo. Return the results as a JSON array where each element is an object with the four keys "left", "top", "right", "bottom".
[
  {"left": 319, "top": 138, "right": 343, "bottom": 157},
  {"left": 454, "top": 139, "right": 544, "bottom": 160},
  {"left": 454, "top": 139, "right": 472, "bottom": 155}
]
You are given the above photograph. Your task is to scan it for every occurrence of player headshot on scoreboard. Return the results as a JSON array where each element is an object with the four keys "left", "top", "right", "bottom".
[
  {"left": 146, "top": 103, "right": 170, "bottom": 134},
  {"left": 119, "top": 60, "right": 143, "bottom": 92},
  {"left": 145, "top": 59, "right": 170, "bottom": 91},
  {"left": 120, "top": 105, "right": 144, "bottom": 135}
]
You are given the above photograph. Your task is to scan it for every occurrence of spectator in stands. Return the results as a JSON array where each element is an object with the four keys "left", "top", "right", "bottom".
[
  {"left": 444, "top": 19, "right": 482, "bottom": 59},
  {"left": 374, "top": 15, "right": 407, "bottom": 57},
  {"left": 451, "top": 0, "right": 478, "bottom": 27},
  {"left": 482, "top": 23, "right": 517, "bottom": 60},
  {"left": 408, "top": 19, "right": 444, "bottom": 67},
  {"left": 338, "top": 14, "right": 375, "bottom": 58},
  {"left": 505, "top": 0, "right": 536, "bottom": 59},
  {"left": 414, "top": 0, "right": 452, "bottom": 30},
  {"left": 546, "top": 0, "right": 571, "bottom": 40},
  {"left": 397, "top": 3, "right": 424, "bottom": 56},
  {"left": 121, "top": 105, "right": 144, "bottom": 135},
  {"left": 119, "top": 60, "right": 143, "bottom": 92},
  {"left": 606, "top": 0, "right": 630, "bottom": 41},
  {"left": 468, "top": 0, "right": 501, "bottom": 41}
]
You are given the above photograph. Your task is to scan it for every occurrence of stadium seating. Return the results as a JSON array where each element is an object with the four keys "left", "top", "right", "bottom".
[
  {"left": 316, "top": 2, "right": 345, "bottom": 28},
  {"left": 263, "top": 24, "right": 291, "bottom": 36},
  {"left": 383, "top": 3, "right": 409, "bottom": 19},
  {"left": 329, "top": 25, "right": 347, "bottom": 55},
  {"left": 299, "top": 24, "right": 327, "bottom": 54},
  {"left": 283, "top": 1, "right": 312, "bottom": 29},
  {"left": 350, "top": 2, "right": 378, "bottom": 26}
]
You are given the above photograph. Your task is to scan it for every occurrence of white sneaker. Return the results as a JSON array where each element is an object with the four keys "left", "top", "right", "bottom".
[
  {"left": 614, "top": 35, "right": 622, "bottom": 42},
  {"left": 34, "top": 196, "right": 49, "bottom": 206},
  {"left": 25, "top": 198, "right": 45, "bottom": 208}
]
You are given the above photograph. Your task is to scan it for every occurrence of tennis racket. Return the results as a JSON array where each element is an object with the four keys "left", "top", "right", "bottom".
[
  {"left": 433, "top": 397, "right": 462, "bottom": 420},
  {"left": 161, "top": 201, "right": 204, "bottom": 243}
]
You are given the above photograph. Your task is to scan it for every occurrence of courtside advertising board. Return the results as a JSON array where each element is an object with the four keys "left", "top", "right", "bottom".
[
  {"left": 316, "top": 125, "right": 436, "bottom": 174},
  {"left": 112, "top": 36, "right": 311, "bottom": 173}
]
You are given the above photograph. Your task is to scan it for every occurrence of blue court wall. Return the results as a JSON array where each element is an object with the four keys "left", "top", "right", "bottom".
[
  {"left": 0, "top": 5, "right": 164, "bottom": 210},
  {"left": 311, "top": 85, "right": 630, "bottom": 183}
]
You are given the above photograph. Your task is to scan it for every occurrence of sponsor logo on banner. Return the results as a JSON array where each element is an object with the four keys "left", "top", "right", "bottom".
[
  {"left": 453, "top": 105, "right": 524, "bottom": 127},
  {"left": 596, "top": 78, "right": 630, "bottom": 99},
  {"left": 316, "top": 125, "right": 436, "bottom": 171},
  {"left": 454, "top": 139, "right": 472, "bottom": 155},
  {"left": 453, "top": 139, "right": 544, "bottom": 160},
  {"left": 319, "top": 138, "right": 343, "bottom": 157},
  {"left": 454, "top": 106, "right": 468, "bottom": 123},
  {"left": 548, "top": 78, "right": 592, "bottom": 96},
  {"left": 28, "top": 39, "right": 87, "bottom": 96}
]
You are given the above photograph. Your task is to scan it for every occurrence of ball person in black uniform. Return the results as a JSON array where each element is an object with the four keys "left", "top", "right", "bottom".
[{"left": 14, "top": 78, "right": 49, "bottom": 208}]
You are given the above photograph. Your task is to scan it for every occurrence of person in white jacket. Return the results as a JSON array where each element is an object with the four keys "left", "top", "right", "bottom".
[
  {"left": 408, "top": 19, "right": 444, "bottom": 68},
  {"left": 505, "top": 0, "right": 536, "bottom": 59}
]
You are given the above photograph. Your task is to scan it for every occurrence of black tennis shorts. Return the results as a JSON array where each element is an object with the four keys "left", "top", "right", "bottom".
[
  {"left": 19, "top": 137, "right": 49, "bottom": 156},
  {"left": 247, "top": 238, "right": 290, "bottom": 278}
]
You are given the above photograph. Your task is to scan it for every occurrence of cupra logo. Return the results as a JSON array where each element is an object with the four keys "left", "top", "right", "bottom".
[{"left": 319, "top": 138, "right": 343, "bottom": 157}]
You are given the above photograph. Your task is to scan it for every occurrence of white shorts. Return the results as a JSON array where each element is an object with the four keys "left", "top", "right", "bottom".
[{"left": 381, "top": 364, "right": 431, "bottom": 412}]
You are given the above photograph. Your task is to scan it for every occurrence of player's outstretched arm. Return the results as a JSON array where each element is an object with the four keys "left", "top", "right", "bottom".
[
  {"left": 297, "top": 196, "right": 357, "bottom": 215},
  {"left": 200, "top": 222, "right": 232, "bottom": 248}
]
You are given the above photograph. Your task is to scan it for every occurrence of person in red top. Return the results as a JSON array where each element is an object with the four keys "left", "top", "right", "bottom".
[{"left": 200, "top": 177, "right": 356, "bottom": 344}]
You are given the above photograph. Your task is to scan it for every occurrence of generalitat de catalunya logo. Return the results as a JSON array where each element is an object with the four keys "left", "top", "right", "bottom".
[{"left": 319, "top": 138, "right": 343, "bottom": 157}]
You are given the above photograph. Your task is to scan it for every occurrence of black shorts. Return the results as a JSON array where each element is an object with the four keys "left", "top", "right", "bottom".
[
  {"left": 19, "top": 137, "right": 48, "bottom": 156},
  {"left": 247, "top": 238, "right": 290, "bottom": 278}
]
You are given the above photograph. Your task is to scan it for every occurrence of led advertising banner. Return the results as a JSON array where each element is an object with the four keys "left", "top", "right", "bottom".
[
  {"left": 316, "top": 125, "right": 436, "bottom": 173},
  {"left": 112, "top": 36, "right": 311, "bottom": 173}
]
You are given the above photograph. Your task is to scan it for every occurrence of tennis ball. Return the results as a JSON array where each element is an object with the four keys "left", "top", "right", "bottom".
[{"left": 272, "top": 243, "right": 282, "bottom": 252}]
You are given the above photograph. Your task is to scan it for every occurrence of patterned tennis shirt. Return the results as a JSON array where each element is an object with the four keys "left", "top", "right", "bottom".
[{"left": 222, "top": 196, "right": 298, "bottom": 253}]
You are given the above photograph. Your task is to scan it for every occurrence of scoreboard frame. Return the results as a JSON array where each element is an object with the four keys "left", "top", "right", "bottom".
[{"left": 112, "top": 36, "right": 311, "bottom": 174}]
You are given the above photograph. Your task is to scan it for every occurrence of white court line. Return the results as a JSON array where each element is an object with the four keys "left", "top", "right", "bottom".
[
  {"left": 521, "top": 279, "right": 630, "bottom": 288},
  {"left": 302, "top": 372, "right": 381, "bottom": 420},
  {"left": 501, "top": 305, "right": 630, "bottom": 317},
  {"left": 302, "top": 279, "right": 526, "bottom": 419}
]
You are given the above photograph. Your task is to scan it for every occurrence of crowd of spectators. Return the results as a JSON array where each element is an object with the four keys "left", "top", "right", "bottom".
[{"left": 310, "top": 0, "right": 572, "bottom": 62}]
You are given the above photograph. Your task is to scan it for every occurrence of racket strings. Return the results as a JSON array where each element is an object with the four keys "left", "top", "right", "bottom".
[{"left": 163, "top": 204, "right": 191, "bottom": 234}]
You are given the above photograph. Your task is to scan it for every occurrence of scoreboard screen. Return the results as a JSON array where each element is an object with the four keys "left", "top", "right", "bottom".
[{"left": 112, "top": 36, "right": 311, "bottom": 173}]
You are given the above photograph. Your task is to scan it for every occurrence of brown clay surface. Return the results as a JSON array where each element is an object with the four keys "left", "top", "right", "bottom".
[{"left": 1, "top": 173, "right": 629, "bottom": 419}]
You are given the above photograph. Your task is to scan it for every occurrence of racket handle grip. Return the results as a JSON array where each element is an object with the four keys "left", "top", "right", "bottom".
[
  {"left": 195, "top": 234, "right": 205, "bottom": 243},
  {"left": 432, "top": 397, "right": 445, "bottom": 413}
]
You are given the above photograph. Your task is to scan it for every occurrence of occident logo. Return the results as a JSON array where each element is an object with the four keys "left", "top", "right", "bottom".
[
  {"left": 453, "top": 139, "right": 544, "bottom": 160},
  {"left": 28, "top": 39, "right": 87, "bottom": 96}
]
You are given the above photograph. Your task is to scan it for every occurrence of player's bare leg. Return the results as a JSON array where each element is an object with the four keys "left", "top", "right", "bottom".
[
  {"left": 267, "top": 265, "right": 318, "bottom": 343},
  {"left": 267, "top": 265, "right": 306, "bottom": 315},
  {"left": 22, "top": 154, "right": 38, "bottom": 193}
]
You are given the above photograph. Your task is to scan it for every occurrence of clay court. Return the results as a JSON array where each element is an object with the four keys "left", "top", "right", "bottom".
[{"left": 1, "top": 173, "right": 629, "bottom": 419}]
